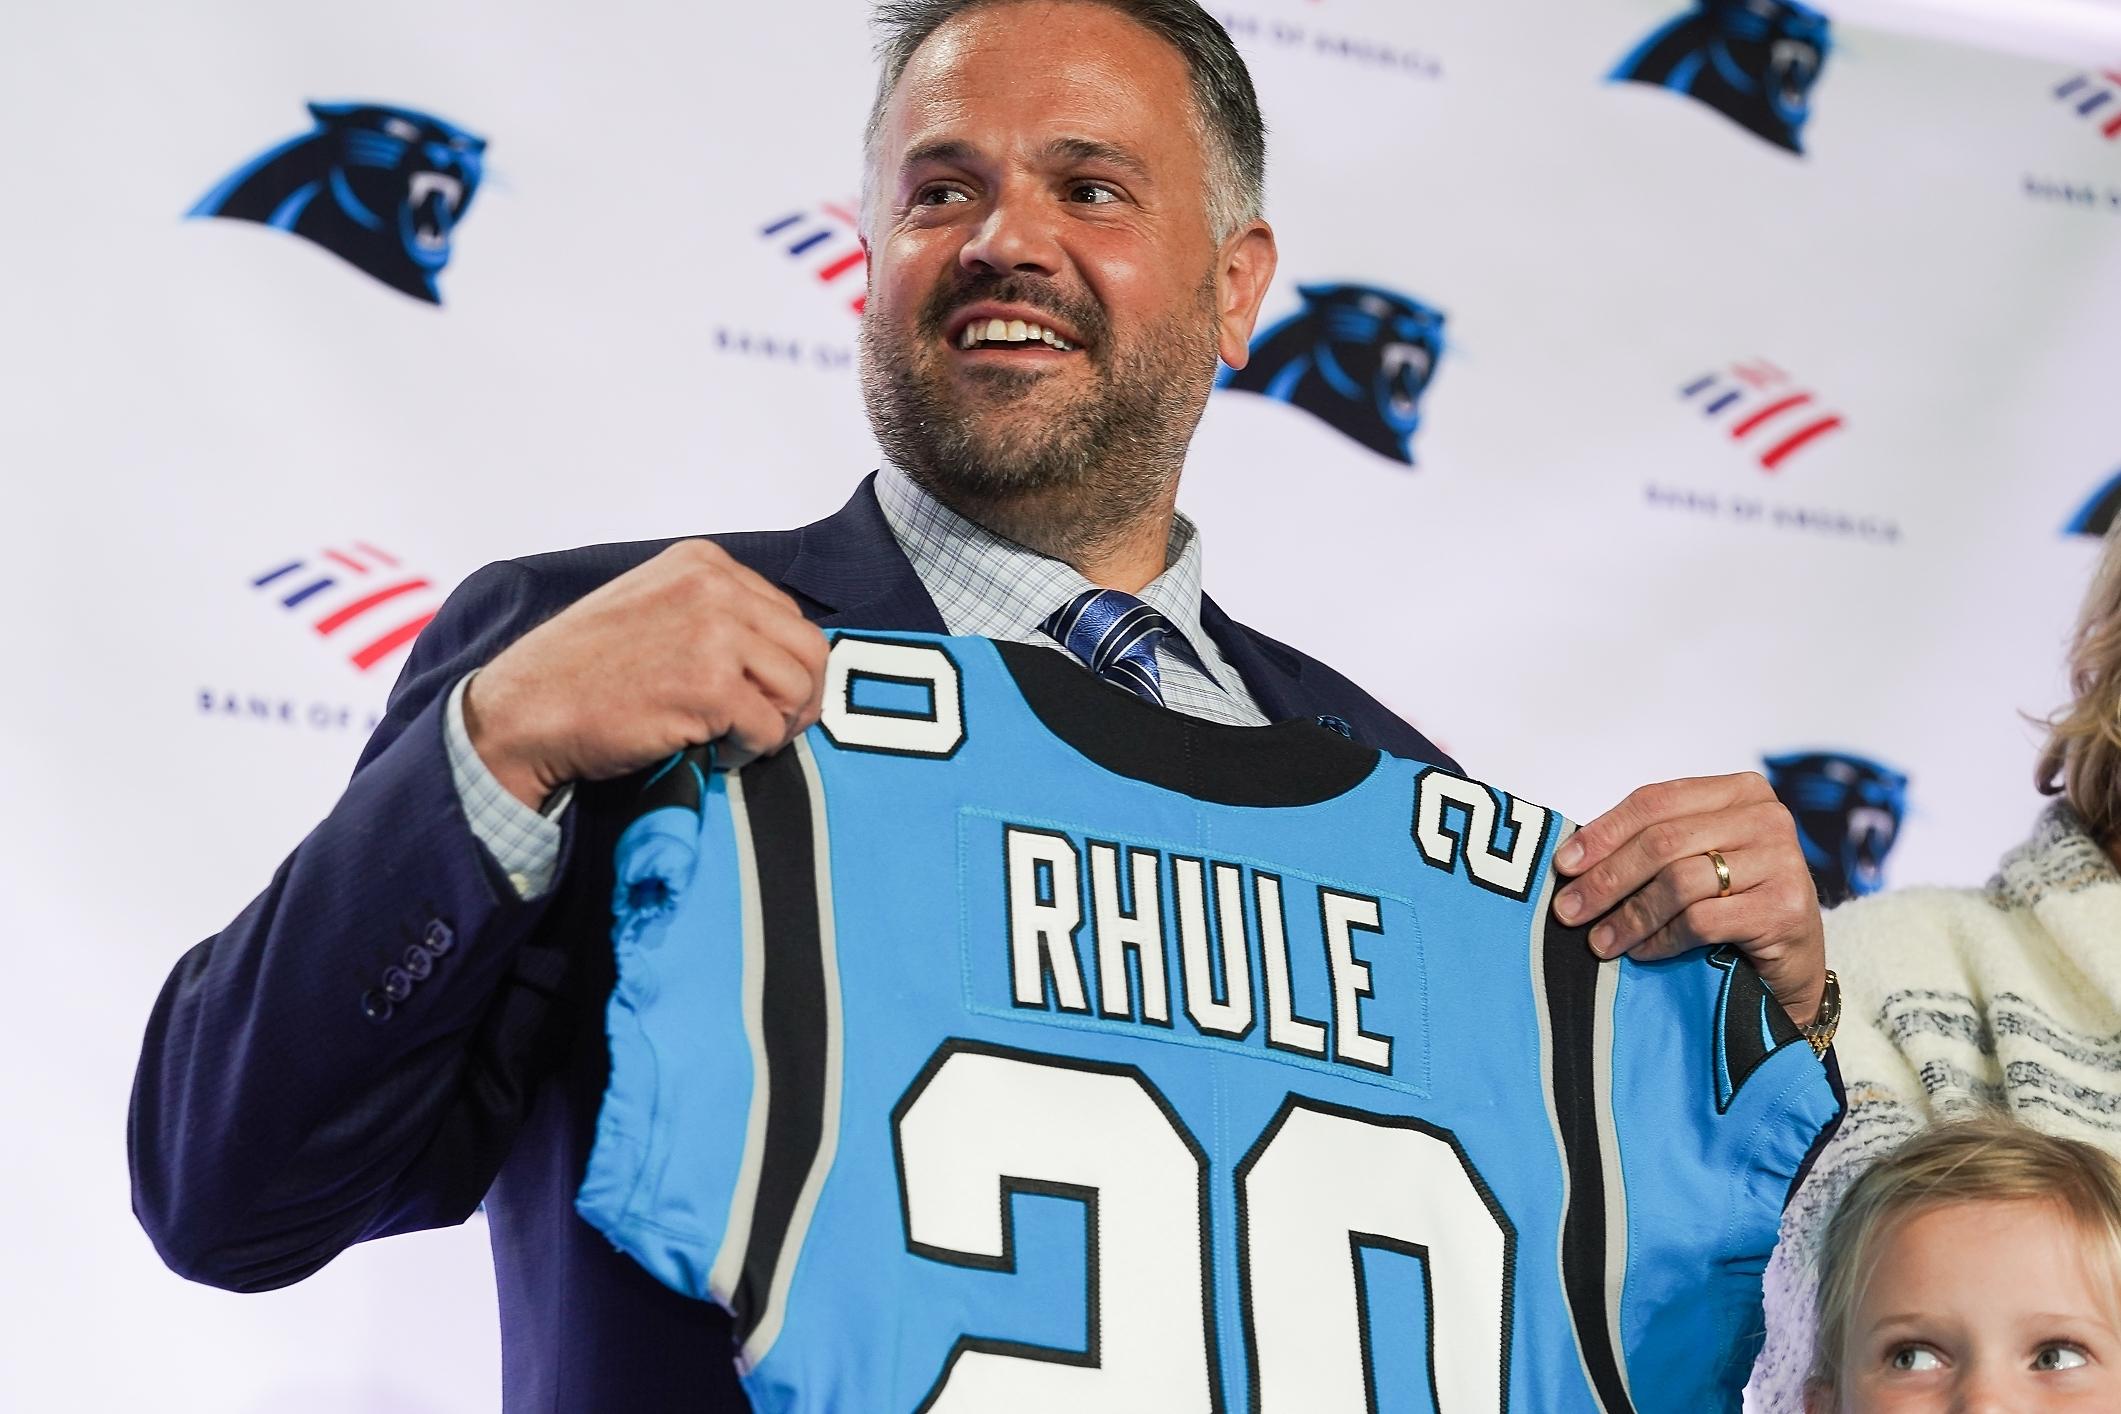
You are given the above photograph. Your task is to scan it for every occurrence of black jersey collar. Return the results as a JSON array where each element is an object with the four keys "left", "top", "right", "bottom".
[{"left": 993, "top": 639, "right": 1381, "bottom": 808}]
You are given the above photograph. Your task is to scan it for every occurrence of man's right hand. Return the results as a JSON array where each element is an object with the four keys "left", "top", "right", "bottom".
[{"left": 462, "top": 540, "right": 831, "bottom": 809}]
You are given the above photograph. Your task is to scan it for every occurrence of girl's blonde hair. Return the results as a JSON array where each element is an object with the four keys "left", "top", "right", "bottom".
[
  {"left": 1809, "top": 1111, "right": 2121, "bottom": 1393},
  {"left": 2038, "top": 520, "right": 2121, "bottom": 843}
]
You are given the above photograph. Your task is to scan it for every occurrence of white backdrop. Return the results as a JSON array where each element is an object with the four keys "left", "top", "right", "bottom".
[{"left": 6, "top": 0, "right": 2120, "bottom": 1407}]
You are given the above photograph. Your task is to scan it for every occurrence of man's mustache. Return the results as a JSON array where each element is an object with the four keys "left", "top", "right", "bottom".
[{"left": 917, "top": 274, "right": 1109, "bottom": 350}]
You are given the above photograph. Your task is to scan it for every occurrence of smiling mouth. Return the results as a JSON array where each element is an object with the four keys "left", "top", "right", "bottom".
[{"left": 955, "top": 317, "right": 1078, "bottom": 352}]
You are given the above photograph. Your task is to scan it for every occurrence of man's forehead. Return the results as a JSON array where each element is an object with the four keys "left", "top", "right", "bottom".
[
  {"left": 879, "top": 1, "right": 1196, "bottom": 163},
  {"left": 898, "top": 134, "right": 1154, "bottom": 181}
]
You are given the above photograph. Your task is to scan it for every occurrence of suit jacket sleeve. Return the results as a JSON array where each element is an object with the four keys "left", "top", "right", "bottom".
[{"left": 129, "top": 559, "right": 574, "bottom": 1292}]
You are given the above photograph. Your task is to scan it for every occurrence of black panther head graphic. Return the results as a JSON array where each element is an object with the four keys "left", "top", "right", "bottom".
[
  {"left": 1706, "top": 946, "right": 1806, "bottom": 1112},
  {"left": 2068, "top": 470, "right": 2121, "bottom": 537},
  {"left": 1764, "top": 752, "right": 1909, "bottom": 907},
  {"left": 1218, "top": 284, "right": 1446, "bottom": 466},
  {"left": 1610, "top": 0, "right": 1831, "bottom": 154},
  {"left": 191, "top": 102, "right": 486, "bottom": 304}
]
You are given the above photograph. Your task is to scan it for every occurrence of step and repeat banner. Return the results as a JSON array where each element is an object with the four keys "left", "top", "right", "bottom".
[{"left": 6, "top": 0, "right": 2119, "bottom": 1407}]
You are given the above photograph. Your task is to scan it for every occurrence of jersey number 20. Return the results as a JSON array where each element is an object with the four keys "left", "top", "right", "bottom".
[{"left": 894, "top": 1042, "right": 1514, "bottom": 1412}]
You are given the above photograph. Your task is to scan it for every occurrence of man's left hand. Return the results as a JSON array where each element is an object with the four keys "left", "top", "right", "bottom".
[{"left": 1549, "top": 772, "right": 1827, "bottom": 1025}]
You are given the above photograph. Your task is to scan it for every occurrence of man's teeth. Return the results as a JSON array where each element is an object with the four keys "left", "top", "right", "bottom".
[{"left": 957, "top": 318, "right": 1076, "bottom": 351}]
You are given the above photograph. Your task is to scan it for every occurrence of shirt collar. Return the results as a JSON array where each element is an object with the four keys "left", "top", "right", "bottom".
[{"left": 873, "top": 461, "right": 1220, "bottom": 676}]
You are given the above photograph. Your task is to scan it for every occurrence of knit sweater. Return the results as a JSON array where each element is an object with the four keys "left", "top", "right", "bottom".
[{"left": 1746, "top": 801, "right": 2121, "bottom": 1410}]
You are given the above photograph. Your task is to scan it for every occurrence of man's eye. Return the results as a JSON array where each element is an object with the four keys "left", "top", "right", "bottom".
[
  {"left": 914, "top": 187, "right": 969, "bottom": 206},
  {"left": 1068, "top": 182, "right": 1120, "bottom": 204},
  {"left": 2033, "top": 1344, "right": 2090, "bottom": 1372},
  {"left": 1888, "top": 1346, "right": 1942, "bottom": 1372}
]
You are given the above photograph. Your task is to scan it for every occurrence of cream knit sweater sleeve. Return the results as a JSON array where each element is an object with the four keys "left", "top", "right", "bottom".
[{"left": 1745, "top": 804, "right": 2121, "bottom": 1411}]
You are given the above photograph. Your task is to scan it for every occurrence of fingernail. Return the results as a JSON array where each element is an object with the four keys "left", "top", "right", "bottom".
[
  {"left": 1589, "top": 925, "right": 1614, "bottom": 958},
  {"left": 1554, "top": 889, "right": 1581, "bottom": 923},
  {"left": 1556, "top": 839, "right": 1584, "bottom": 872}
]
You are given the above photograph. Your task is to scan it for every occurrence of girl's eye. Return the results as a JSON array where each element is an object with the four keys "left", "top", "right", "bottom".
[
  {"left": 1888, "top": 1346, "right": 1942, "bottom": 1372},
  {"left": 2033, "top": 1344, "right": 2090, "bottom": 1372}
]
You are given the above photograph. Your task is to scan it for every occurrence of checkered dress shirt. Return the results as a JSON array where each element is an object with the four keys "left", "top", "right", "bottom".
[
  {"left": 870, "top": 464, "right": 1267, "bottom": 727},
  {"left": 444, "top": 465, "right": 1268, "bottom": 899}
]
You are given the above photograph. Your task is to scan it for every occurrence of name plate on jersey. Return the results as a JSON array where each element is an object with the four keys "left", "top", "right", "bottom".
[{"left": 956, "top": 810, "right": 1431, "bottom": 1098}]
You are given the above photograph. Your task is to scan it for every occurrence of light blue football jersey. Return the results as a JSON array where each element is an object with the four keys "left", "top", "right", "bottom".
[{"left": 577, "top": 632, "right": 1843, "bottom": 1413}]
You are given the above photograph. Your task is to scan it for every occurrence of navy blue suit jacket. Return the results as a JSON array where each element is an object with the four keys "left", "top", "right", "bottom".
[{"left": 130, "top": 476, "right": 1454, "bottom": 1412}]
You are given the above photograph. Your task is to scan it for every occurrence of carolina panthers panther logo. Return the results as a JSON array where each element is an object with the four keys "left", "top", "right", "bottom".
[
  {"left": 1764, "top": 751, "right": 1908, "bottom": 907},
  {"left": 1218, "top": 284, "right": 1445, "bottom": 466},
  {"left": 191, "top": 102, "right": 486, "bottom": 304},
  {"left": 1706, "top": 946, "right": 1805, "bottom": 1112},
  {"left": 1610, "top": 0, "right": 1831, "bottom": 154},
  {"left": 2067, "top": 470, "right": 2121, "bottom": 537}
]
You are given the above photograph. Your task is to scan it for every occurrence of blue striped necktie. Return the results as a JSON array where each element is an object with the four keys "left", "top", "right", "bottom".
[{"left": 1041, "top": 588, "right": 1173, "bottom": 708}]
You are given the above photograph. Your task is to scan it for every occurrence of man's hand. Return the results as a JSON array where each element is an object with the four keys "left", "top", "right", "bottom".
[
  {"left": 1549, "top": 772, "right": 1827, "bottom": 1025},
  {"left": 462, "top": 540, "right": 830, "bottom": 808}
]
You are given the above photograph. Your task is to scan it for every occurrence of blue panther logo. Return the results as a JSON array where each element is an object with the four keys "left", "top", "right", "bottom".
[
  {"left": 191, "top": 102, "right": 486, "bottom": 304},
  {"left": 1218, "top": 284, "right": 1445, "bottom": 466},
  {"left": 1611, "top": 0, "right": 1831, "bottom": 154},
  {"left": 2067, "top": 470, "right": 2121, "bottom": 537},
  {"left": 1764, "top": 751, "right": 1908, "bottom": 907}
]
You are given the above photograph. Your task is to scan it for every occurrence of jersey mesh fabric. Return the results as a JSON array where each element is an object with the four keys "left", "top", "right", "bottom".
[{"left": 577, "top": 632, "right": 1843, "bottom": 1413}]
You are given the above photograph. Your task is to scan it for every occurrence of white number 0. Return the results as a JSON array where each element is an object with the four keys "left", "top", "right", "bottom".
[{"left": 894, "top": 1046, "right": 1513, "bottom": 1412}]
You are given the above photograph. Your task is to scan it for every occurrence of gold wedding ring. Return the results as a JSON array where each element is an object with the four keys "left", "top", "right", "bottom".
[{"left": 1706, "top": 848, "right": 1732, "bottom": 899}]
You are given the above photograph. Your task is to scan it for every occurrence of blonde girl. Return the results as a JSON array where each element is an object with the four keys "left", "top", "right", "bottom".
[{"left": 1807, "top": 1113, "right": 2121, "bottom": 1411}]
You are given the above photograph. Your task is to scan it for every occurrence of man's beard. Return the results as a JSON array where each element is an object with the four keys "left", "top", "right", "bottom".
[{"left": 858, "top": 270, "right": 1220, "bottom": 564}]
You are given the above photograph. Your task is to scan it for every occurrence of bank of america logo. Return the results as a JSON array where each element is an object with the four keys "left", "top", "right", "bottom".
[
  {"left": 1679, "top": 358, "right": 1846, "bottom": 472},
  {"left": 2054, "top": 72, "right": 2121, "bottom": 139},
  {"left": 760, "top": 202, "right": 866, "bottom": 314},
  {"left": 250, "top": 543, "right": 440, "bottom": 672}
]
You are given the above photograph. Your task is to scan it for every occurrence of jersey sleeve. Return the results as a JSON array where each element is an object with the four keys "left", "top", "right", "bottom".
[
  {"left": 575, "top": 750, "right": 758, "bottom": 1306},
  {"left": 1607, "top": 943, "right": 1847, "bottom": 1411}
]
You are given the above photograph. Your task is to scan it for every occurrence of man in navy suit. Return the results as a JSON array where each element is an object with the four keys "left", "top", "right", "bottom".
[{"left": 130, "top": 1, "right": 1831, "bottom": 1408}]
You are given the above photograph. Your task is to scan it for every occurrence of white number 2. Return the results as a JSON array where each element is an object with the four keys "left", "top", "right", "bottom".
[{"left": 894, "top": 1045, "right": 1512, "bottom": 1411}]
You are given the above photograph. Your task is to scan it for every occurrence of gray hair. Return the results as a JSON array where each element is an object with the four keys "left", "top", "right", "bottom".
[{"left": 863, "top": 0, "right": 1266, "bottom": 241}]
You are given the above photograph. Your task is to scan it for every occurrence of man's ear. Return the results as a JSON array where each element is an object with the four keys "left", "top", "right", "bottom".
[{"left": 1215, "top": 220, "right": 1278, "bottom": 371}]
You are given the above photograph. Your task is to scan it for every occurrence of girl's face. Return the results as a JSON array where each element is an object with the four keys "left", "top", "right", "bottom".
[{"left": 1817, "top": 1198, "right": 2121, "bottom": 1412}]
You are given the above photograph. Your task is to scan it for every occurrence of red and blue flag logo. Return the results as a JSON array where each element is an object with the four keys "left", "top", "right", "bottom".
[
  {"left": 249, "top": 542, "right": 441, "bottom": 672},
  {"left": 2053, "top": 72, "right": 2121, "bottom": 141},
  {"left": 1679, "top": 358, "right": 1845, "bottom": 472},
  {"left": 760, "top": 202, "right": 867, "bottom": 315}
]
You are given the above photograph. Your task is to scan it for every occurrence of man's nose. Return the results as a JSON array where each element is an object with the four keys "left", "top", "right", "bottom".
[{"left": 958, "top": 187, "right": 1061, "bottom": 278}]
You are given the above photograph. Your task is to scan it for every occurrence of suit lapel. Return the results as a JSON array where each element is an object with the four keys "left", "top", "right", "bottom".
[
  {"left": 781, "top": 474, "right": 948, "bottom": 632},
  {"left": 1200, "top": 594, "right": 1315, "bottom": 724}
]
